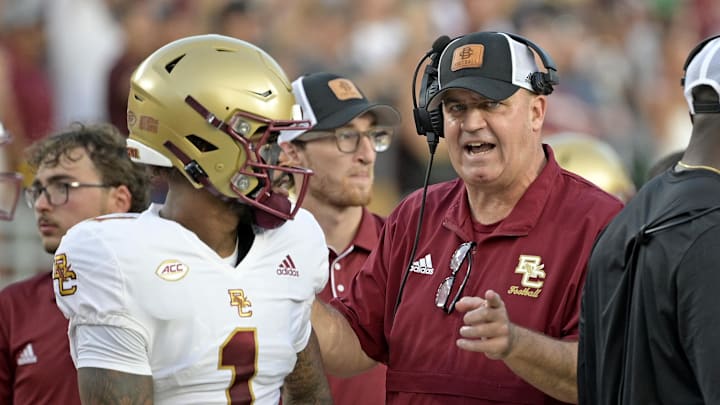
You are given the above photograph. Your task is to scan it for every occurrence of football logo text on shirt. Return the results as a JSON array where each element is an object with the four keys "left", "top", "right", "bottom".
[
  {"left": 155, "top": 259, "right": 189, "bottom": 281},
  {"left": 228, "top": 289, "right": 253, "bottom": 317},
  {"left": 53, "top": 253, "right": 77, "bottom": 296},
  {"left": 508, "top": 255, "right": 545, "bottom": 298},
  {"left": 276, "top": 254, "right": 299, "bottom": 277}
]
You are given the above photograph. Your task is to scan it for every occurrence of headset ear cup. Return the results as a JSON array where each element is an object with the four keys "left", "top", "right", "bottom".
[
  {"left": 413, "top": 103, "right": 435, "bottom": 138},
  {"left": 414, "top": 65, "right": 444, "bottom": 138},
  {"left": 425, "top": 79, "right": 444, "bottom": 138},
  {"left": 429, "top": 108, "right": 444, "bottom": 138},
  {"left": 530, "top": 72, "right": 553, "bottom": 95},
  {"left": 414, "top": 36, "right": 451, "bottom": 141}
]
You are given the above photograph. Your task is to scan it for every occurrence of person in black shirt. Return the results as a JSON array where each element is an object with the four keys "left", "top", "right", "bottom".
[{"left": 578, "top": 35, "right": 720, "bottom": 404}]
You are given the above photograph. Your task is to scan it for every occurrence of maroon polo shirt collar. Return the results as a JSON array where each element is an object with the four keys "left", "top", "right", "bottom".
[
  {"left": 443, "top": 144, "right": 559, "bottom": 240},
  {"left": 351, "top": 207, "right": 383, "bottom": 252}
]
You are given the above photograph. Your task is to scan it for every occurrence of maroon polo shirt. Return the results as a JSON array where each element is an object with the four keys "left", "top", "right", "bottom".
[
  {"left": 331, "top": 145, "right": 623, "bottom": 404},
  {"left": 318, "top": 207, "right": 388, "bottom": 405},
  {"left": 0, "top": 272, "right": 81, "bottom": 405}
]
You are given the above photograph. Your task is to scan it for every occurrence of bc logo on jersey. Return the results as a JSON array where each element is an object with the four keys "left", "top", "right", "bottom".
[
  {"left": 229, "top": 289, "right": 253, "bottom": 318},
  {"left": 155, "top": 259, "right": 189, "bottom": 281},
  {"left": 53, "top": 253, "right": 77, "bottom": 296},
  {"left": 508, "top": 255, "right": 545, "bottom": 298}
]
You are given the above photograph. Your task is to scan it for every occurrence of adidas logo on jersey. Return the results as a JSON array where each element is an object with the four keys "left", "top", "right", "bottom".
[
  {"left": 409, "top": 254, "right": 434, "bottom": 275},
  {"left": 17, "top": 343, "right": 38, "bottom": 366},
  {"left": 277, "top": 255, "right": 299, "bottom": 277}
]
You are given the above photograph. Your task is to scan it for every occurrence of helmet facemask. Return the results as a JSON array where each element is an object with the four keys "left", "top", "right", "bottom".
[{"left": 182, "top": 95, "right": 313, "bottom": 224}]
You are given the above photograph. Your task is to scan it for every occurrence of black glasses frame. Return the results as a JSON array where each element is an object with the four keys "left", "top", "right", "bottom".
[
  {"left": 293, "top": 126, "right": 393, "bottom": 153},
  {"left": 25, "top": 181, "right": 112, "bottom": 208},
  {"left": 435, "top": 241, "right": 476, "bottom": 314}
]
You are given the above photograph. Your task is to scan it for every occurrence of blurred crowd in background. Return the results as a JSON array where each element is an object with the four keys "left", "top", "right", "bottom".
[{"left": 0, "top": 0, "right": 717, "bottom": 286}]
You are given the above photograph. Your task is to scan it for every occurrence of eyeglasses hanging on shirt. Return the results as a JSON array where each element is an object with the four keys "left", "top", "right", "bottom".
[{"left": 435, "top": 241, "right": 476, "bottom": 314}]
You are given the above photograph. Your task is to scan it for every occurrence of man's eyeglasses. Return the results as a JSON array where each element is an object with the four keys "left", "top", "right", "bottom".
[
  {"left": 25, "top": 181, "right": 113, "bottom": 208},
  {"left": 435, "top": 241, "right": 476, "bottom": 314},
  {"left": 293, "top": 126, "right": 393, "bottom": 153}
]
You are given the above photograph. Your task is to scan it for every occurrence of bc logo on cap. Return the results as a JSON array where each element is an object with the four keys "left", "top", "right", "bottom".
[
  {"left": 451, "top": 45, "right": 484, "bottom": 71},
  {"left": 328, "top": 78, "right": 363, "bottom": 101}
]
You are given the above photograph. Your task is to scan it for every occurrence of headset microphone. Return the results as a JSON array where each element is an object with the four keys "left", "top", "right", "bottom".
[{"left": 429, "top": 34, "right": 452, "bottom": 57}]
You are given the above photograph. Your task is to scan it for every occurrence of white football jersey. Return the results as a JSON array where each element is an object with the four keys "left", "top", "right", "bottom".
[{"left": 53, "top": 204, "right": 328, "bottom": 404}]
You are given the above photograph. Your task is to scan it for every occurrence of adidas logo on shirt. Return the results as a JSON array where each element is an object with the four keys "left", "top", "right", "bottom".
[
  {"left": 409, "top": 254, "right": 434, "bottom": 275},
  {"left": 276, "top": 255, "right": 299, "bottom": 277},
  {"left": 17, "top": 343, "right": 38, "bottom": 366}
]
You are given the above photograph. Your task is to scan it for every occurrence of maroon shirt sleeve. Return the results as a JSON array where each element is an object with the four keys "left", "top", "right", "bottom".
[
  {"left": 329, "top": 193, "right": 426, "bottom": 365},
  {"left": 0, "top": 273, "right": 81, "bottom": 405},
  {"left": 0, "top": 284, "right": 14, "bottom": 405}
]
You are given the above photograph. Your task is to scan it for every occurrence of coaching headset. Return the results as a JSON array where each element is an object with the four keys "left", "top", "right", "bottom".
[{"left": 412, "top": 32, "right": 559, "bottom": 146}]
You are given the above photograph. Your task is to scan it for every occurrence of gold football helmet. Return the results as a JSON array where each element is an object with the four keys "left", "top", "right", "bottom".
[
  {"left": 126, "top": 34, "right": 312, "bottom": 224},
  {"left": 545, "top": 132, "right": 636, "bottom": 203},
  {"left": 0, "top": 123, "right": 22, "bottom": 220}
]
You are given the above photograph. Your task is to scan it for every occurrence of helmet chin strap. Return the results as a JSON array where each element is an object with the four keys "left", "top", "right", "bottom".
[{"left": 252, "top": 192, "right": 291, "bottom": 229}]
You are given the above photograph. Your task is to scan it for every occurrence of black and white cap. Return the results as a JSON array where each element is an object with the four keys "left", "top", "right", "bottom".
[
  {"left": 278, "top": 72, "right": 400, "bottom": 143},
  {"left": 683, "top": 36, "right": 720, "bottom": 115},
  {"left": 428, "top": 32, "right": 541, "bottom": 109}
]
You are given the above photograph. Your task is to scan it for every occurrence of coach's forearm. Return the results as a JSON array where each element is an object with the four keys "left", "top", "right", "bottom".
[
  {"left": 503, "top": 326, "right": 578, "bottom": 403},
  {"left": 311, "top": 299, "right": 377, "bottom": 377}
]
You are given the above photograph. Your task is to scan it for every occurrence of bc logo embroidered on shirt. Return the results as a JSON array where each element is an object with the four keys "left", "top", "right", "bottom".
[
  {"left": 228, "top": 289, "right": 253, "bottom": 317},
  {"left": 155, "top": 260, "right": 189, "bottom": 281},
  {"left": 53, "top": 253, "right": 77, "bottom": 296},
  {"left": 508, "top": 255, "right": 545, "bottom": 298}
]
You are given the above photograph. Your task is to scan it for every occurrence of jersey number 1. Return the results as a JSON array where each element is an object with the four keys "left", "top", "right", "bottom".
[{"left": 219, "top": 328, "right": 257, "bottom": 404}]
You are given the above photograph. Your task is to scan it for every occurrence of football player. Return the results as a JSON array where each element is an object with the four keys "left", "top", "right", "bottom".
[{"left": 52, "top": 35, "right": 331, "bottom": 404}]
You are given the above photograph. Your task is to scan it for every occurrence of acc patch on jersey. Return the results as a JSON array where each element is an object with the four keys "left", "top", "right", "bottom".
[{"left": 155, "top": 260, "right": 189, "bottom": 281}]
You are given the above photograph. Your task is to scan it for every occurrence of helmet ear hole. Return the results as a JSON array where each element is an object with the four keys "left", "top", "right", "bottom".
[
  {"left": 185, "top": 135, "right": 218, "bottom": 152},
  {"left": 165, "top": 55, "right": 185, "bottom": 73}
]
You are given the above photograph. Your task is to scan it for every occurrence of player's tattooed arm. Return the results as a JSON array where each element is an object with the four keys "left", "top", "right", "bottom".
[
  {"left": 77, "top": 367, "right": 153, "bottom": 405},
  {"left": 282, "top": 328, "right": 333, "bottom": 404}
]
